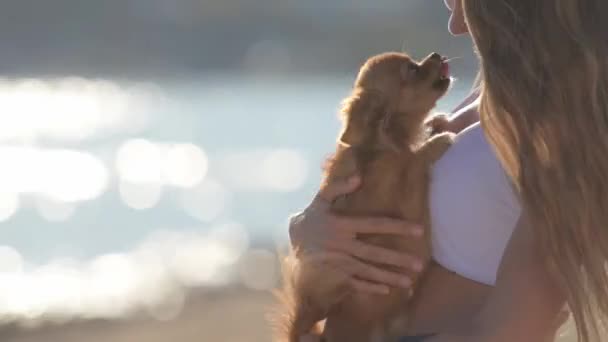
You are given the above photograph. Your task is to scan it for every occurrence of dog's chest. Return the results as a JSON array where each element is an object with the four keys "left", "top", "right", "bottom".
[{"left": 334, "top": 153, "right": 429, "bottom": 221}]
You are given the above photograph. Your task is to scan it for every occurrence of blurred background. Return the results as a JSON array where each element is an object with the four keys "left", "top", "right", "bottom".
[{"left": 0, "top": 1, "right": 570, "bottom": 342}]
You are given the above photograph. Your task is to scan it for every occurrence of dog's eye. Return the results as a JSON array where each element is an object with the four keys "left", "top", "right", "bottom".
[
  {"left": 402, "top": 63, "right": 419, "bottom": 81},
  {"left": 407, "top": 64, "right": 419, "bottom": 75}
]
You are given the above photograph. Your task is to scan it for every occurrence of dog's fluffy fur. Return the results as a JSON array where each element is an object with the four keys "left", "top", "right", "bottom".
[{"left": 272, "top": 52, "right": 455, "bottom": 342}]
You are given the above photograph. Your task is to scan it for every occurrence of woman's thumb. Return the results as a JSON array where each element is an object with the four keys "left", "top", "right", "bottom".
[{"left": 317, "top": 175, "right": 360, "bottom": 203}]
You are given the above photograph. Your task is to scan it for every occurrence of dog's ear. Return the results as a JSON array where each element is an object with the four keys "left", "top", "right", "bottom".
[
  {"left": 338, "top": 121, "right": 361, "bottom": 146},
  {"left": 338, "top": 89, "right": 386, "bottom": 146}
]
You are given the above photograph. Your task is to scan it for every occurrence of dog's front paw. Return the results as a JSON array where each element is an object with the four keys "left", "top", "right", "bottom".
[
  {"left": 421, "top": 132, "right": 456, "bottom": 163},
  {"left": 425, "top": 114, "right": 451, "bottom": 135},
  {"left": 434, "top": 131, "right": 456, "bottom": 146}
]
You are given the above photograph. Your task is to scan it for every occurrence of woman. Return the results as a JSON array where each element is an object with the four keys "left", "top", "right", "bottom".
[
  {"left": 290, "top": 0, "right": 607, "bottom": 341},
  {"left": 453, "top": 0, "right": 608, "bottom": 341}
]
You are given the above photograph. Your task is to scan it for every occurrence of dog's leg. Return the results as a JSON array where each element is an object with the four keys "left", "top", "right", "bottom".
[
  {"left": 274, "top": 253, "right": 351, "bottom": 342},
  {"left": 418, "top": 132, "right": 455, "bottom": 164},
  {"left": 424, "top": 113, "right": 451, "bottom": 135}
]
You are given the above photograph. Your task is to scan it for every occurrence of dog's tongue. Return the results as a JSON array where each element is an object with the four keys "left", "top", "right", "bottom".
[{"left": 440, "top": 61, "right": 450, "bottom": 78}]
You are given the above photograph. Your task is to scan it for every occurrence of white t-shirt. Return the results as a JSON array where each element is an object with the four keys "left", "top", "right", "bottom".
[{"left": 430, "top": 121, "right": 521, "bottom": 285}]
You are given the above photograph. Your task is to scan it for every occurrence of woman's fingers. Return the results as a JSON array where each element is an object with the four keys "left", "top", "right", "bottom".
[
  {"left": 330, "top": 238, "right": 423, "bottom": 272},
  {"left": 310, "top": 251, "right": 411, "bottom": 290},
  {"left": 315, "top": 175, "right": 360, "bottom": 205},
  {"left": 321, "top": 252, "right": 412, "bottom": 289},
  {"left": 350, "top": 278, "right": 390, "bottom": 295},
  {"left": 334, "top": 216, "right": 423, "bottom": 237},
  {"left": 346, "top": 256, "right": 412, "bottom": 289}
]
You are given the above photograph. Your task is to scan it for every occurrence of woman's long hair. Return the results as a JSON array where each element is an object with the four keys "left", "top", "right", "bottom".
[{"left": 462, "top": 0, "right": 608, "bottom": 340}]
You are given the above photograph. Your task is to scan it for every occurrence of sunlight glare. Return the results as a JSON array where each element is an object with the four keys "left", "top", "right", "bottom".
[
  {"left": 40, "top": 149, "right": 109, "bottom": 203},
  {"left": 164, "top": 143, "right": 208, "bottom": 188},
  {"left": 0, "top": 147, "right": 108, "bottom": 203},
  {"left": 119, "top": 181, "right": 163, "bottom": 210},
  {"left": 0, "top": 227, "right": 254, "bottom": 321},
  {"left": 0, "top": 78, "right": 152, "bottom": 143},
  {"left": 116, "top": 139, "right": 164, "bottom": 184},
  {"left": 0, "top": 193, "right": 20, "bottom": 222}
]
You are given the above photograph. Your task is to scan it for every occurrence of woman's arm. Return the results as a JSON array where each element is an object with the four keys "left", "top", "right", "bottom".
[
  {"left": 427, "top": 214, "right": 568, "bottom": 342},
  {"left": 446, "top": 93, "right": 480, "bottom": 133}
]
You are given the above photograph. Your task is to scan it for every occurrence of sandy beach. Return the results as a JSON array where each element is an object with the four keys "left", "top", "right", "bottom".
[{"left": 0, "top": 286, "right": 578, "bottom": 342}]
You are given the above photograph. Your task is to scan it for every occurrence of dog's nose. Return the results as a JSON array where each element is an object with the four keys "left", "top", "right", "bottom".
[{"left": 430, "top": 52, "right": 442, "bottom": 60}]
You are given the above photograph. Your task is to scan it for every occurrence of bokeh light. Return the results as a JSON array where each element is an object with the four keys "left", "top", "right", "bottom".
[
  {"left": 0, "top": 78, "right": 150, "bottom": 143},
  {"left": 0, "top": 227, "right": 252, "bottom": 321},
  {"left": 217, "top": 148, "right": 309, "bottom": 192},
  {"left": 208, "top": 222, "right": 250, "bottom": 265},
  {"left": 87, "top": 253, "right": 139, "bottom": 318},
  {"left": 0, "top": 193, "right": 20, "bottom": 222},
  {"left": 238, "top": 249, "right": 278, "bottom": 291},
  {"left": 170, "top": 237, "right": 232, "bottom": 287},
  {"left": 116, "top": 139, "right": 208, "bottom": 190},
  {"left": 0, "top": 147, "right": 108, "bottom": 203},
  {"left": 35, "top": 198, "right": 76, "bottom": 222},
  {"left": 0, "top": 246, "right": 24, "bottom": 274},
  {"left": 39, "top": 149, "right": 109, "bottom": 203},
  {"left": 179, "top": 179, "right": 230, "bottom": 222},
  {"left": 259, "top": 149, "right": 309, "bottom": 192},
  {"left": 116, "top": 139, "right": 164, "bottom": 184},
  {"left": 119, "top": 181, "right": 163, "bottom": 210},
  {"left": 164, "top": 143, "right": 208, "bottom": 188}
]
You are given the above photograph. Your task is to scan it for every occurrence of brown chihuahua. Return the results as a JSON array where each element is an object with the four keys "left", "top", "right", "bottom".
[{"left": 273, "top": 52, "right": 455, "bottom": 342}]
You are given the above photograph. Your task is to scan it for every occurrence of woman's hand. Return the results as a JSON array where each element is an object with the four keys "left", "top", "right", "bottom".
[{"left": 289, "top": 175, "right": 425, "bottom": 295}]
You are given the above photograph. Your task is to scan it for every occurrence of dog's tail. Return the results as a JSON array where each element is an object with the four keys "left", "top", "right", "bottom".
[{"left": 269, "top": 252, "right": 327, "bottom": 342}]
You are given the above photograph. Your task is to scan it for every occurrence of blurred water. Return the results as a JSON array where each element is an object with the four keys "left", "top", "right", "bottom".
[
  {"left": 0, "top": 0, "right": 493, "bottom": 336},
  {"left": 0, "top": 74, "right": 473, "bottom": 321},
  {"left": 0, "top": 74, "right": 472, "bottom": 259}
]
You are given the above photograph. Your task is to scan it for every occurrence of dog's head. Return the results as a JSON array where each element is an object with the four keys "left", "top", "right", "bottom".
[
  {"left": 357, "top": 52, "right": 451, "bottom": 112},
  {"left": 339, "top": 52, "right": 451, "bottom": 149}
]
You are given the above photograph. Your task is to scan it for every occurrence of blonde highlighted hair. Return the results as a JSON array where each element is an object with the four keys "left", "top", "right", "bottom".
[{"left": 462, "top": 0, "right": 608, "bottom": 341}]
